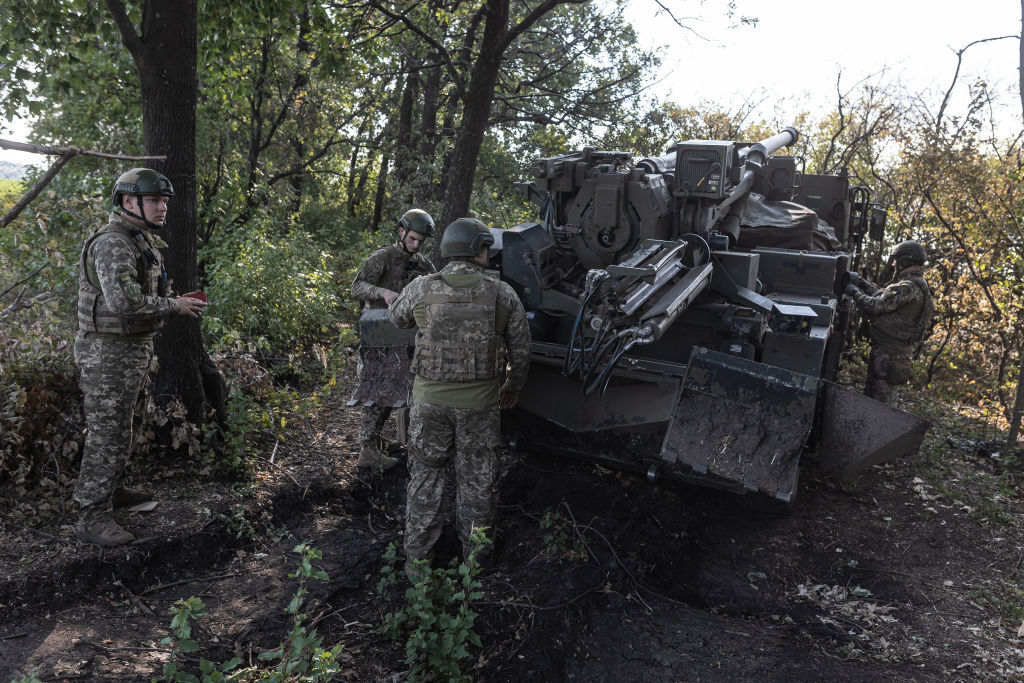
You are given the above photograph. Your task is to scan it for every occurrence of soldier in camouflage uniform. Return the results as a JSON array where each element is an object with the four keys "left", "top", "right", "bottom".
[
  {"left": 845, "top": 240, "right": 934, "bottom": 405},
  {"left": 351, "top": 209, "right": 436, "bottom": 471},
  {"left": 390, "top": 218, "right": 531, "bottom": 575},
  {"left": 74, "top": 169, "right": 208, "bottom": 546}
]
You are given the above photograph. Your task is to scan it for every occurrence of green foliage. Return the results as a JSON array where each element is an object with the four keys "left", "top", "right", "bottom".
[
  {"left": 539, "top": 509, "right": 587, "bottom": 559},
  {"left": 377, "top": 530, "right": 489, "bottom": 681},
  {"left": 199, "top": 222, "right": 342, "bottom": 355},
  {"left": 969, "top": 578, "right": 1024, "bottom": 627},
  {"left": 159, "top": 597, "right": 242, "bottom": 682},
  {"left": 256, "top": 543, "right": 343, "bottom": 681},
  {"left": 8, "top": 674, "right": 44, "bottom": 683},
  {"left": 217, "top": 504, "right": 259, "bottom": 542},
  {"left": 1, "top": 186, "right": 109, "bottom": 490},
  {"left": 158, "top": 545, "right": 341, "bottom": 682},
  {"left": 202, "top": 388, "right": 259, "bottom": 476}
]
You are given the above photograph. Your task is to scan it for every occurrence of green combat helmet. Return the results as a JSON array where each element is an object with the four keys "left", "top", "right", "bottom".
[
  {"left": 890, "top": 240, "right": 927, "bottom": 269},
  {"left": 440, "top": 218, "right": 494, "bottom": 259},
  {"left": 398, "top": 208, "right": 435, "bottom": 237},
  {"left": 111, "top": 168, "right": 174, "bottom": 230}
]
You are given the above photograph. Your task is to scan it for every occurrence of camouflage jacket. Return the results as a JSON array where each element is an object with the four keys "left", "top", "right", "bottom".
[
  {"left": 77, "top": 213, "right": 179, "bottom": 340},
  {"left": 852, "top": 270, "right": 934, "bottom": 353},
  {"left": 390, "top": 260, "right": 531, "bottom": 392},
  {"left": 351, "top": 243, "right": 436, "bottom": 309}
]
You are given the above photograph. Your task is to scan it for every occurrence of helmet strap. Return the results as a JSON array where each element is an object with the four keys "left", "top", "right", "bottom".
[
  {"left": 398, "top": 227, "right": 420, "bottom": 254},
  {"left": 121, "top": 196, "right": 164, "bottom": 231}
]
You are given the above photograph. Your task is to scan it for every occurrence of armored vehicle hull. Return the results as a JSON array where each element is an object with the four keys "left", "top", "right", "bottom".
[{"left": 495, "top": 128, "right": 928, "bottom": 501}]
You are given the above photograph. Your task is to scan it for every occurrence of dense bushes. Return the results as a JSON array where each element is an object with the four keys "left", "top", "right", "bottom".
[{"left": 0, "top": 188, "right": 386, "bottom": 489}]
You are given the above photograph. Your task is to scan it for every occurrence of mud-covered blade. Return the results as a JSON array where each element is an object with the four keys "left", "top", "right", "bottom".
[
  {"left": 665, "top": 347, "right": 818, "bottom": 501},
  {"left": 816, "top": 381, "right": 930, "bottom": 479},
  {"left": 348, "top": 309, "right": 416, "bottom": 408}
]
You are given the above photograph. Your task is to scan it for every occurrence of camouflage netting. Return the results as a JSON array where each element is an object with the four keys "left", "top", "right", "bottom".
[{"left": 737, "top": 194, "right": 842, "bottom": 251}]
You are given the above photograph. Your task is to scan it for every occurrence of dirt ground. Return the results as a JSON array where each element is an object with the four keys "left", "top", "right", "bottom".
[{"left": 2, "top": 362, "right": 1024, "bottom": 682}]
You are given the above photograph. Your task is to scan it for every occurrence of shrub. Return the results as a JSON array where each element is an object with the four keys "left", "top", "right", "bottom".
[
  {"left": 199, "top": 224, "right": 343, "bottom": 354},
  {"left": 377, "top": 529, "right": 490, "bottom": 681}
]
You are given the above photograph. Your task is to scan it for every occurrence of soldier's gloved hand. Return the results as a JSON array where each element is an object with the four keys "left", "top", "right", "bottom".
[
  {"left": 842, "top": 270, "right": 863, "bottom": 290},
  {"left": 176, "top": 294, "right": 209, "bottom": 318},
  {"left": 844, "top": 283, "right": 860, "bottom": 298}
]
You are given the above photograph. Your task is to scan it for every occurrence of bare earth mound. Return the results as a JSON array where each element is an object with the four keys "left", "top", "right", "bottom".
[{"left": 1, "top": 363, "right": 1023, "bottom": 681}]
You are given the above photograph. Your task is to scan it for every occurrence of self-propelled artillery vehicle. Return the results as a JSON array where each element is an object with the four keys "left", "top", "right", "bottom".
[{"left": 488, "top": 127, "right": 928, "bottom": 502}]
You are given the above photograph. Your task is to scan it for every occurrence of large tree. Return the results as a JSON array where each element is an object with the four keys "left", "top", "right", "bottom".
[
  {"left": 0, "top": 0, "right": 222, "bottom": 424},
  {"left": 359, "top": 0, "right": 657, "bottom": 240},
  {"left": 103, "top": 0, "right": 223, "bottom": 424}
]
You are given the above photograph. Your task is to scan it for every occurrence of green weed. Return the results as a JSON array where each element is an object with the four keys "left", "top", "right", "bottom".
[
  {"left": 157, "top": 544, "right": 342, "bottom": 682},
  {"left": 539, "top": 509, "right": 587, "bottom": 559},
  {"left": 256, "top": 543, "right": 343, "bottom": 680},
  {"left": 377, "top": 529, "right": 490, "bottom": 681},
  {"left": 159, "top": 596, "right": 242, "bottom": 682}
]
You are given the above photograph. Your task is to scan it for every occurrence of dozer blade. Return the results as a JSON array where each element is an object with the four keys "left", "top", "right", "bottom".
[
  {"left": 509, "top": 343, "right": 688, "bottom": 476},
  {"left": 664, "top": 347, "right": 819, "bottom": 502},
  {"left": 815, "top": 381, "right": 930, "bottom": 479},
  {"left": 517, "top": 347, "right": 684, "bottom": 431},
  {"left": 348, "top": 308, "right": 416, "bottom": 408}
]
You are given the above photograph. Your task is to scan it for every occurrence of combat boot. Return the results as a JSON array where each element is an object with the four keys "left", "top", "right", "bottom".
[
  {"left": 75, "top": 514, "right": 135, "bottom": 546},
  {"left": 356, "top": 446, "right": 399, "bottom": 472}
]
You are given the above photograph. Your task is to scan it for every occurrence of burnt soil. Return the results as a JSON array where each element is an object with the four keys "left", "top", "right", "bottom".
[{"left": 2, "top": 361, "right": 1024, "bottom": 681}]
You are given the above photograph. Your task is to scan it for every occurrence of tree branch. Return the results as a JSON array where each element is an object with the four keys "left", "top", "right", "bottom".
[
  {"left": 0, "top": 140, "right": 164, "bottom": 229},
  {"left": 651, "top": 0, "right": 707, "bottom": 38},
  {"left": 501, "top": 0, "right": 588, "bottom": 53},
  {"left": 103, "top": 0, "right": 144, "bottom": 54},
  {"left": 366, "top": 0, "right": 465, "bottom": 96},
  {"left": 937, "top": 35, "right": 1018, "bottom": 129}
]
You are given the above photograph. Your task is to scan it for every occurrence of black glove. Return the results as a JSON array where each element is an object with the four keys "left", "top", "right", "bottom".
[
  {"left": 841, "top": 270, "right": 864, "bottom": 290},
  {"left": 844, "top": 283, "right": 860, "bottom": 298}
]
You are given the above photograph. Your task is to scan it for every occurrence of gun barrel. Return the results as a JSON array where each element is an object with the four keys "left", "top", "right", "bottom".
[
  {"left": 744, "top": 127, "right": 799, "bottom": 166},
  {"left": 636, "top": 152, "right": 676, "bottom": 176}
]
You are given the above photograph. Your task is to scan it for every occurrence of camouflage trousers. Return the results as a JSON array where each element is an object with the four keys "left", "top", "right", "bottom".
[
  {"left": 355, "top": 355, "right": 408, "bottom": 463},
  {"left": 359, "top": 405, "right": 408, "bottom": 451},
  {"left": 74, "top": 335, "right": 153, "bottom": 511},
  {"left": 865, "top": 346, "right": 912, "bottom": 406},
  {"left": 404, "top": 399, "right": 500, "bottom": 562}
]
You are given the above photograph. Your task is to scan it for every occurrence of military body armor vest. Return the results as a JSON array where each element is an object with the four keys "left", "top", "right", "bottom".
[
  {"left": 77, "top": 221, "right": 168, "bottom": 337},
  {"left": 366, "top": 245, "right": 432, "bottom": 309},
  {"left": 869, "top": 273, "right": 934, "bottom": 351},
  {"left": 411, "top": 272, "right": 503, "bottom": 382}
]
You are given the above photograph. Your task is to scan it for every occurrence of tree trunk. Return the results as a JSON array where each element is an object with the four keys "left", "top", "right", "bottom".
[
  {"left": 1009, "top": 0, "right": 1024, "bottom": 454},
  {"left": 393, "top": 66, "right": 419, "bottom": 208},
  {"left": 288, "top": 6, "right": 312, "bottom": 214},
  {"left": 438, "top": 0, "right": 509, "bottom": 231},
  {"left": 107, "top": 0, "right": 226, "bottom": 427},
  {"left": 1019, "top": 0, "right": 1024, "bottom": 120},
  {"left": 1008, "top": 348, "right": 1024, "bottom": 454},
  {"left": 372, "top": 152, "right": 390, "bottom": 233}
]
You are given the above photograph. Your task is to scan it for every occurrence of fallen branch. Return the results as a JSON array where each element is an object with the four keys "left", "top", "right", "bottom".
[
  {"left": 138, "top": 572, "right": 242, "bottom": 596},
  {"left": 114, "top": 579, "right": 156, "bottom": 616},
  {"left": 1, "top": 292, "right": 53, "bottom": 319},
  {"left": 79, "top": 638, "right": 170, "bottom": 655},
  {"left": 253, "top": 454, "right": 301, "bottom": 488},
  {"left": 0, "top": 139, "right": 165, "bottom": 229},
  {"left": 0, "top": 519, "right": 71, "bottom": 544}
]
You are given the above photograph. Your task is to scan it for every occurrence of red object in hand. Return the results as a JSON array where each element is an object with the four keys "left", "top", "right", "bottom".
[{"left": 184, "top": 290, "right": 208, "bottom": 302}]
